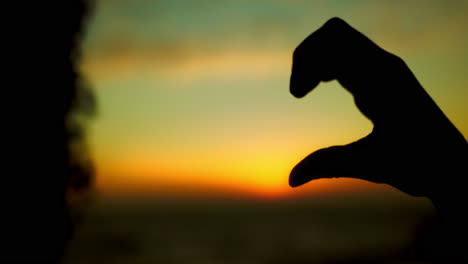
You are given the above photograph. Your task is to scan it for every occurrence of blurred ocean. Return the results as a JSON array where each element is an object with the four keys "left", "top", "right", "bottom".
[{"left": 63, "top": 192, "right": 434, "bottom": 264}]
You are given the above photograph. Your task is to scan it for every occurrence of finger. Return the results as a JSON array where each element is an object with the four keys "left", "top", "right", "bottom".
[
  {"left": 289, "top": 134, "right": 383, "bottom": 187},
  {"left": 290, "top": 17, "right": 389, "bottom": 99}
]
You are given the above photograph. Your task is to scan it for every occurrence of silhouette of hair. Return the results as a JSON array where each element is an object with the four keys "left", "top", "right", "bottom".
[{"left": 3, "top": 1, "right": 95, "bottom": 263}]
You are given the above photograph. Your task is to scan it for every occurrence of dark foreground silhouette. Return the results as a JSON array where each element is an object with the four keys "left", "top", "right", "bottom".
[
  {"left": 289, "top": 17, "right": 468, "bottom": 262},
  {"left": 4, "top": 1, "right": 94, "bottom": 263}
]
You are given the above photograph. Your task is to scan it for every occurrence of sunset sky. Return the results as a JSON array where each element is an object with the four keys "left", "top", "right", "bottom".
[{"left": 81, "top": 0, "right": 467, "bottom": 199}]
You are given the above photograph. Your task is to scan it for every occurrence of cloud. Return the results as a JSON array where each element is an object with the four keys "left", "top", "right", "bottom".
[{"left": 82, "top": 41, "right": 291, "bottom": 83}]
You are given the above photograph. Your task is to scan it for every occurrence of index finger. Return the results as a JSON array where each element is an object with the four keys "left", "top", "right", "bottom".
[{"left": 290, "top": 17, "right": 391, "bottom": 98}]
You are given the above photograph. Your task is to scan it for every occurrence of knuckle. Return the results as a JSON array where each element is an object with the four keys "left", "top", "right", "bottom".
[
  {"left": 383, "top": 53, "right": 408, "bottom": 71},
  {"left": 387, "top": 53, "right": 405, "bottom": 65},
  {"left": 325, "top": 17, "right": 345, "bottom": 27},
  {"left": 323, "top": 17, "right": 348, "bottom": 33}
]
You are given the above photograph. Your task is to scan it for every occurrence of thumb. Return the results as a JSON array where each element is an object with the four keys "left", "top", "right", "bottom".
[{"left": 289, "top": 135, "right": 382, "bottom": 187}]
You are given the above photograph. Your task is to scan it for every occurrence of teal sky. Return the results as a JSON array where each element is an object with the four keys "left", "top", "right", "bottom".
[{"left": 81, "top": 0, "right": 468, "bottom": 198}]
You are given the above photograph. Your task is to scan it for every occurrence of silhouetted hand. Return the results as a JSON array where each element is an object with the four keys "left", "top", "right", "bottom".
[{"left": 289, "top": 18, "right": 467, "bottom": 213}]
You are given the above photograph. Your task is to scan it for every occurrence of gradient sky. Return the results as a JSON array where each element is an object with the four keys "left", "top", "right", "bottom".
[{"left": 81, "top": 0, "right": 468, "bottom": 199}]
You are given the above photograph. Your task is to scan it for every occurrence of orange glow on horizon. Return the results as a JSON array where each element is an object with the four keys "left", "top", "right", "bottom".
[
  {"left": 91, "top": 132, "right": 402, "bottom": 200},
  {"left": 95, "top": 159, "right": 397, "bottom": 201}
]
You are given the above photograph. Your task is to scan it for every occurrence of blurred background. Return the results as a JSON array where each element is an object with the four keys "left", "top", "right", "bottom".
[{"left": 63, "top": 0, "right": 467, "bottom": 263}]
